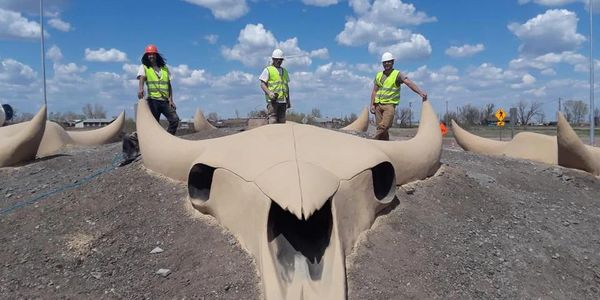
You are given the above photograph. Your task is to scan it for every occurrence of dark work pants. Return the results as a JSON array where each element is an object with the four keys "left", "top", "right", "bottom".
[{"left": 147, "top": 98, "right": 180, "bottom": 135}]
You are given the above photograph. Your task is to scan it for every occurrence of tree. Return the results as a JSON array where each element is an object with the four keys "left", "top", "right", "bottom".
[
  {"left": 248, "top": 110, "right": 267, "bottom": 118},
  {"left": 595, "top": 108, "right": 600, "bottom": 126},
  {"left": 310, "top": 108, "right": 322, "bottom": 118},
  {"left": 536, "top": 111, "right": 546, "bottom": 125},
  {"left": 442, "top": 111, "right": 459, "bottom": 125},
  {"left": 480, "top": 103, "right": 495, "bottom": 124},
  {"left": 458, "top": 104, "right": 480, "bottom": 126},
  {"left": 516, "top": 100, "right": 542, "bottom": 126},
  {"left": 82, "top": 103, "right": 107, "bottom": 119},
  {"left": 207, "top": 112, "right": 219, "bottom": 122},
  {"left": 563, "top": 100, "right": 588, "bottom": 125},
  {"left": 394, "top": 107, "right": 411, "bottom": 127}
]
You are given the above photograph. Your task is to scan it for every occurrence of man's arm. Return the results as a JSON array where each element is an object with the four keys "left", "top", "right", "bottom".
[
  {"left": 168, "top": 81, "right": 176, "bottom": 109},
  {"left": 286, "top": 83, "right": 291, "bottom": 108},
  {"left": 402, "top": 77, "right": 428, "bottom": 101},
  {"left": 137, "top": 76, "right": 146, "bottom": 99},
  {"left": 370, "top": 84, "right": 378, "bottom": 113},
  {"left": 260, "top": 80, "right": 276, "bottom": 100}
]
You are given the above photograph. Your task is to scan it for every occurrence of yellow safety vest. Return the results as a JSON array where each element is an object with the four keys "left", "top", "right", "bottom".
[
  {"left": 374, "top": 70, "right": 401, "bottom": 105},
  {"left": 265, "top": 66, "right": 289, "bottom": 103},
  {"left": 144, "top": 65, "right": 170, "bottom": 100}
]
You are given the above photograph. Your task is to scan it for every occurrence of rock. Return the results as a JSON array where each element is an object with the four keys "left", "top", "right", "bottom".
[
  {"left": 5, "top": 193, "right": 13, "bottom": 198},
  {"left": 156, "top": 268, "right": 171, "bottom": 277},
  {"left": 150, "top": 247, "right": 164, "bottom": 254},
  {"left": 90, "top": 272, "right": 102, "bottom": 279}
]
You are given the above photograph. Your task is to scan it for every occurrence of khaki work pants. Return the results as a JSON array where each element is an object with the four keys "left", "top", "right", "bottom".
[
  {"left": 374, "top": 103, "right": 396, "bottom": 140},
  {"left": 267, "top": 101, "right": 287, "bottom": 124}
]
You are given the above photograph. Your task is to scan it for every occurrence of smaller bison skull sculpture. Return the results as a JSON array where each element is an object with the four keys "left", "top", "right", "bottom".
[{"left": 136, "top": 99, "right": 442, "bottom": 299}]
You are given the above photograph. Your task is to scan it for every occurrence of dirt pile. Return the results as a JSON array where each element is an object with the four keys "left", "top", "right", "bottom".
[{"left": 1, "top": 129, "right": 599, "bottom": 299}]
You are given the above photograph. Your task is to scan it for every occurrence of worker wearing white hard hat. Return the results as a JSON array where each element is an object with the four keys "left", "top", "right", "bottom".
[
  {"left": 259, "top": 48, "right": 291, "bottom": 124},
  {"left": 370, "top": 52, "right": 428, "bottom": 140}
]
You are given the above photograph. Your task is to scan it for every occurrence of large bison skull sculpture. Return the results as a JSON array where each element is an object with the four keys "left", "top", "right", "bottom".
[{"left": 136, "top": 99, "right": 442, "bottom": 299}]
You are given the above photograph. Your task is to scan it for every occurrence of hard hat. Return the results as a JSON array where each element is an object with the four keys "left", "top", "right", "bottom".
[
  {"left": 272, "top": 49, "right": 284, "bottom": 59},
  {"left": 381, "top": 52, "right": 394, "bottom": 62},
  {"left": 145, "top": 44, "right": 158, "bottom": 54}
]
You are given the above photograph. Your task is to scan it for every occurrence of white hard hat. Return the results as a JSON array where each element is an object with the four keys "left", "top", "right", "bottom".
[
  {"left": 272, "top": 49, "right": 284, "bottom": 59},
  {"left": 381, "top": 52, "right": 394, "bottom": 62}
]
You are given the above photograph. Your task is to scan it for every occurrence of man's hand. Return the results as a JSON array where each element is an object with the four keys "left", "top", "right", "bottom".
[
  {"left": 137, "top": 90, "right": 144, "bottom": 100},
  {"left": 268, "top": 91, "right": 278, "bottom": 100},
  {"left": 421, "top": 92, "right": 428, "bottom": 102},
  {"left": 370, "top": 104, "right": 376, "bottom": 114},
  {"left": 169, "top": 99, "right": 176, "bottom": 109}
]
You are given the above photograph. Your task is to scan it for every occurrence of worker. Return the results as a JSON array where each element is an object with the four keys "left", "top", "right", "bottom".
[
  {"left": 259, "top": 49, "right": 291, "bottom": 124},
  {"left": 440, "top": 121, "right": 448, "bottom": 137},
  {"left": 120, "top": 44, "right": 180, "bottom": 166},
  {"left": 370, "top": 52, "right": 428, "bottom": 140}
]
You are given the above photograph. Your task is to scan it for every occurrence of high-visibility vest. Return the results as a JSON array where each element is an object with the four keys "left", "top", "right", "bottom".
[
  {"left": 264, "top": 66, "right": 289, "bottom": 103},
  {"left": 374, "top": 70, "right": 400, "bottom": 105},
  {"left": 144, "top": 65, "right": 170, "bottom": 100}
]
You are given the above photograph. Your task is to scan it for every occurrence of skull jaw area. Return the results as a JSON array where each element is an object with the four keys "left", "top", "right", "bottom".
[{"left": 188, "top": 164, "right": 396, "bottom": 299}]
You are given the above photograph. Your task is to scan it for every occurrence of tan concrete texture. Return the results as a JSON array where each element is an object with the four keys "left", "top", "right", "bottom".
[
  {"left": 193, "top": 108, "right": 217, "bottom": 131},
  {"left": 557, "top": 112, "right": 600, "bottom": 176},
  {"left": 136, "top": 98, "right": 441, "bottom": 299},
  {"left": 451, "top": 119, "right": 557, "bottom": 165},
  {"left": 0, "top": 106, "right": 46, "bottom": 167},
  {"left": 341, "top": 107, "right": 369, "bottom": 132}
]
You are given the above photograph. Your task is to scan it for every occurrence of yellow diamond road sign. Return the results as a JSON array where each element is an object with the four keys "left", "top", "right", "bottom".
[
  {"left": 495, "top": 108, "right": 506, "bottom": 121},
  {"left": 497, "top": 121, "right": 505, "bottom": 127}
]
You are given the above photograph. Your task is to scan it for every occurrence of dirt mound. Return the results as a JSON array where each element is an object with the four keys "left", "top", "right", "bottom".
[{"left": 1, "top": 129, "right": 599, "bottom": 299}]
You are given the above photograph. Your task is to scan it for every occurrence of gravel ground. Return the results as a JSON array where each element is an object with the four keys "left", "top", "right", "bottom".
[{"left": 1, "top": 128, "right": 599, "bottom": 299}]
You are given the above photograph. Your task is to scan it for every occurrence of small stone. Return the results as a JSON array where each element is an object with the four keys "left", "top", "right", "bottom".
[
  {"left": 402, "top": 186, "right": 415, "bottom": 195},
  {"left": 5, "top": 193, "right": 12, "bottom": 198},
  {"left": 91, "top": 272, "right": 102, "bottom": 279},
  {"left": 150, "top": 247, "right": 164, "bottom": 254},
  {"left": 156, "top": 268, "right": 171, "bottom": 277},
  {"left": 551, "top": 253, "right": 560, "bottom": 259}
]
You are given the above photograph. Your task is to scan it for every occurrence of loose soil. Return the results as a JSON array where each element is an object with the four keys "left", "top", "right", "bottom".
[{"left": 1, "top": 129, "right": 599, "bottom": 299}]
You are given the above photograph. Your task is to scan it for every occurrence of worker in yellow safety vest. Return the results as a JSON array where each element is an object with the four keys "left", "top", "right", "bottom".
[
  {"left": 259, "top": 49, "right": 291, "bottom": 124},
  {"left": 370, "top": 52, "right": 428, "bottom": 140}
]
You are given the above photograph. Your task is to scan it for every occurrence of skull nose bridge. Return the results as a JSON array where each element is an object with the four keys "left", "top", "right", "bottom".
[{"left": 254, "top": 160, "right": 340, "bottom": 220}]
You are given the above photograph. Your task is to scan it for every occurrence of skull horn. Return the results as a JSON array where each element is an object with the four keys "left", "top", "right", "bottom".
[
  {"left": 372, "top": 101, "right": 442, "bottom": 185},
  {"left": 194, "top": 108, "right": 217, "bottom": 131},
  {"left": 557, "top": 112, "right": 600, "bottom": 176},
  {"left": 0, "top": 105, "right": 46, "bottom": 167},
  {"left": 341, "top": 106, "right": 369, "bottom": 132}
]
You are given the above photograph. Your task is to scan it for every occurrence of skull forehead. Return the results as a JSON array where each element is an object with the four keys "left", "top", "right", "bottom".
[{"left": 196, "top": 123, "right": 390, "bottom": 181}]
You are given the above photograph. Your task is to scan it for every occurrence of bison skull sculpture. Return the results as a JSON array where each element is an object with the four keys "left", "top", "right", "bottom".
[{"left": 136, "top": 99, "right": 442, "bottom": 299}]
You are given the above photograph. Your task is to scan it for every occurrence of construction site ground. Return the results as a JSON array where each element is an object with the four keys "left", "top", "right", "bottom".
[{"left": 1, "top": 128, "right": 600, "bottom": 299}]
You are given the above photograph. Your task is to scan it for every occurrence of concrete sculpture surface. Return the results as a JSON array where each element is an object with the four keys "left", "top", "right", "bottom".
[
  {"left": 0, "top": 106, "right": 46, "bottom": 167},
  {"left": 451, "top": 119, "right": 557, "bottom": 165},
  {"left": 137, "top": 98, "right": 441, "bottom": 299},
  {"left": 0, "top": 104, "right": 5, "bottom": 126},
  {"left": 193, "top": 108, "right": 217, "bottom": 131},
  {"left": 341, "top": 107, "right": 369, "bottom": 132},
  {"left": 557, "top": 112, "right": 600, "bottom": 176}
]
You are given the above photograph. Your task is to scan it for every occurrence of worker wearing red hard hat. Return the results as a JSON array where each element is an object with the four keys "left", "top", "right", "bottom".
[{"left": 136, "top": 44, "right": 179, "bottom": 135}]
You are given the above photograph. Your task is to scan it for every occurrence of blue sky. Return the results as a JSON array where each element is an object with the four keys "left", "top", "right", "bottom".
[{"left": 0, "top": 0, "right": 599, "bottom": 121}]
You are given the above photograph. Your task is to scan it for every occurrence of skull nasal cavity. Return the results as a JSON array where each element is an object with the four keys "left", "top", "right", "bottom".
[
  {"left": 188, "top": 164, "right": 216, "bottom": 202},
  {"left": 372, "top": 162, "right": 395, "bottom": 201}
]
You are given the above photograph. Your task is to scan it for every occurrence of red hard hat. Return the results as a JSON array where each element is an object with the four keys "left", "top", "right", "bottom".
[{"left": 144, "top": 44, "right": 158, "bottom": 54}]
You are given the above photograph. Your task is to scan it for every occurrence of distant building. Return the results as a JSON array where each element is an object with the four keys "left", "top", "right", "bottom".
[{"left": 75, "top": 118, "right": 116, "bottom": 128}]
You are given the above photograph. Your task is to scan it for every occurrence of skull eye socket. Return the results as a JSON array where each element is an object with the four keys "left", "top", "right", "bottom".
[
  {"left": 372, "top": 161, "right": 396, "bottom": 202},
  {"left": 188, "top": 163, "right": 216, "bottom": 203}
]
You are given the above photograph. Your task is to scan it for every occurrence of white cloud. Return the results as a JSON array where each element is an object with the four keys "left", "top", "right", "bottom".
[
  {"left": 508, "top": 9, "right": 586, "bottom": 56},
  {"left": 47, "top": 45, "right": 63, "bottom": 61},
  {"left": 222, "top": 23, "right": 326, "bottom": 68},
  {"left": 0, "top": 8, "right": 41, "bottom": 39},
  {"left": 310, "top": 48, "right": 329, "bottom": 59},
  {"left": 303, "top": 0, "right": 339, "bottom": 6},
  {"left": 0, "top": 58, "right": 37, "bottom": 84},
  {"left": 510, "top": 73, "right": 537, "bottom": 89},
  {"left": 367, "top": 33, "right": 432, "bottom": 61},
  {"left": 48, "top": 18, "right": 71, "bottom": 32},
  {"left": 182, "top": 0, "right": 249, "bottom": 21},
  {"left": 122, "top": 63, "right": 139, "bottom": 75},
  {"left": 509, "top": 51, "right": 587, "bottom": 72},
  {"left": 0, "top": 0, "right": 68, "bottom": 15},
  {"left": 204, "top": 34, "right": 218, "bottom": 44},
  {"left": 336, "top": 0, "right": 434, "bottom": 62},
  {"left": 53, "top": 62, "right": 87, "bottom": 82},
  {"left": 445, "top": 43, "right": 485, "bottom": 58},
  {"left": 84, "top": 48, "right": 128, "bottom": 62}
]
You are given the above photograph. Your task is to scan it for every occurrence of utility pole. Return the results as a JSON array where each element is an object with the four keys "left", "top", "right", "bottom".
[
  {"left": 558, "top": 97, "right": 562, "bottom": 112},
  {"left": 409, "top": 101, "right": 412, "bottom": 127},
  {"left": 445, "top": 100, "right": 449, "bottom": 124},
  {"left": 590, "top": 0, "right": 595, "bottom": 145},
  {"left": 40, "top": 0, "right": 47, "bottom": 107}
]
